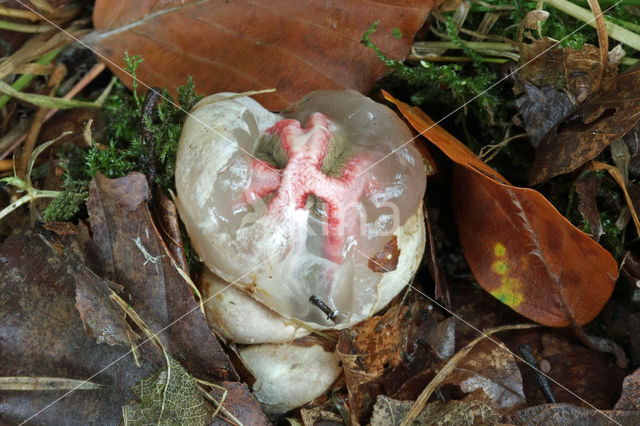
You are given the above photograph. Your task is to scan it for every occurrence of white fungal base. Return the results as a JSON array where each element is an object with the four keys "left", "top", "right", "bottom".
[
  {"left": 202, "top": 268, "right": 310, "bottom": 345},
  {"left": 177, "top": 90, "right": 427, "bottom": 414},
  {"left": 238, "top": 343, "right": 342, "bottom": 415}
]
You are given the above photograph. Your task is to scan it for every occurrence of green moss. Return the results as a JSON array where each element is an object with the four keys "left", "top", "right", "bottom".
[
  {"left": 363, "top": 22, "right": 499, "bottom": 119},
  {"left": 43, "top": 54, "right": 202, "bottom": 222}
]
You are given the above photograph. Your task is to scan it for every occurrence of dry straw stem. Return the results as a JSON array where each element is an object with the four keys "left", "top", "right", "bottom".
[
  {"left": 589, "top": 161, "right": 640, "bottom": 238},
  {"left": 0, "top": 133, "right": 71, "bottom": 222},
  {"left": 400, "top": 323, "right": 540, "bottom": 426},
  {"left": 168, "top": 255, "right": 205, "bottom": 314},
  {"left": 0, "top": 22, "right": 87, "bottom": 80},
  {"left": 29, "top": 0, "right": 56, "bottom": 14},
  {"left": 0, "top": 159, "right": 13, "bottom": 173},
  {"left": 0, "top": 62, "right": 108, "bottom": 160},
  {"left": 108, "top": 289, "right": 155, "bottom": 364},
  {"left": 0, "top": 46, "right": 62, "bottom": 109},
  {"left": 0, "top": 5, "right": 42, "bottom": 21},
  {"left": 544, "top": 0, "right": 640, "bottom": 52},
  {"left": 0, "top": 77, "right": 98, "bottom": 109},
  {"left": 0, "top": 21, "right": 90, "bottom": 109},
  {"left": 0, "top": 376, "right": 102, "bottom": 391},
  {"left": 0, "top": 20, "right": 55, "bottom": 33},
  {"left": 196, "top": 380, "right": 245, "bottom": 426},
  {"left": 17, "top": 63, "right": 66, "bottom": 179},
  {"left": 585, "top": 0, "right": 608, "bottom": 91}
]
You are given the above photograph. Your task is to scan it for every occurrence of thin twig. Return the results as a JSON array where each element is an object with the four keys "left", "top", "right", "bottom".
[
  {"left": 518, "top": 343, "right": 556, "bottom": 403},
  {"left": 16, "top": 63, "right": 66, "bottom": 179},
  {"left": 543, "top": 0, "right": 640, "bottom": 51},
  {"left": 0, "top": 62, "right": 106, "bottom": 160},
  {"left": 400, "top": 323, "right": 539, "bottom": 426},
  {"left": 0, "top": 20, "right": 55, "bottom": 33},
  {"left": 585, "top": 0, "right": 608, "bottom": 91}
]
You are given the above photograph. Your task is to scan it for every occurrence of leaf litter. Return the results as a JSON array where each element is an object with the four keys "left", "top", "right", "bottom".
[
  {"left": 385, "top": 92, "right": 619, "bottom": 328},
  {"left": 3, "top": 0, "right": 640, "bottom": 424},
  {"left": 89, "top": 0, "right": 432, "bottom": 110},
  {"left": 0, "top": 170, "right": 276, "bottom": 424}
]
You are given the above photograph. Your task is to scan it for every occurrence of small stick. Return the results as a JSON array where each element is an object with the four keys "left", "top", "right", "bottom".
[
  {"left": 572, "top": 323, "right": 628, "bottom": 368},
  {"left": 400, "top": 323, "right": 539, "bottom": 426},
  {"left": 0, "top": 159, "right": 13, "bottom": 172},
  {"left": 16, "top": 63, "right": 66, "bottom": 179},
  {"left": 518, "top": 343, "right": 556, "bottom": 403},
  {"left": 309, "top": 295, "right": 337, "bottom": 322},
  {"left": 0, "top": 62, "right": 106, "bottom": 160}
]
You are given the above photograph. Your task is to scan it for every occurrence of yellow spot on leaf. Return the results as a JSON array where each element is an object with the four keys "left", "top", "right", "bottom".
[
  {"left": 490, "top": 277, "right": 524, "bottom": 307},
  {"left": 492, "top": 260, "right": 509, "bottom": 275},
  {"left": 494, "top": 243, "right": 506, "bottom": 257}
]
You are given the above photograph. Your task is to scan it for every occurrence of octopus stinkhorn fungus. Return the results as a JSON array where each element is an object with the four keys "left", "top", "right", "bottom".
[{"left": 176, "top": 90, "right": 426, "bottom": 413}]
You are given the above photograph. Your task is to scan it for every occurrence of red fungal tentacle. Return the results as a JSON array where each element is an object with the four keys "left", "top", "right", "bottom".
[
  {"left": 245, "top": 113, "right": 370, "bottom": 263},
  {"left": 243, "top": 160, "right": 281, "bottom": 204}
]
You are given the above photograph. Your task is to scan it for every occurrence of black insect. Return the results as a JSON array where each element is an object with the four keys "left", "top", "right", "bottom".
[{"left": 309, "top": 295, "right": 337, "bottom": 322}]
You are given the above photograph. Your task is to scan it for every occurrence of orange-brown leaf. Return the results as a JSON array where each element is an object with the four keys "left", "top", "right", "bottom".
[
  {"left": 90, "top": 0, "right": 432, "bottom": 110},
  {"left": 385, "top": 93, "right": 618, "bottom": 327}
]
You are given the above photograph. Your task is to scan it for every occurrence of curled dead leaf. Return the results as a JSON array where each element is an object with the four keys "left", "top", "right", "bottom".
[
  {"left": 384, "top": 92, "right": 618, "bottom": 327},
  {"left": 90, "top": 0, "right": 432, "bottom": 110}
]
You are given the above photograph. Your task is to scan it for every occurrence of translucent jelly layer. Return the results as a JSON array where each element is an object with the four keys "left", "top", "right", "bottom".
[{"left": 176, "top": 90, "right": 426, "bottom": 328}]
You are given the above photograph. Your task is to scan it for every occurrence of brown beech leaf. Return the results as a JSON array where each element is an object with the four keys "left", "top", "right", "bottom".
[
  {"left": 530, "top": 62, "right": 640, "bottom": 185},
  {"left": 384, "top": 92, "right": 618, "bottom": 327},
  {"left": 511, "top": 403, "right": 640, "bottom": 425},
  {"left": 515, "top": 40, "right": 616, "bottom": 103},
  {"left": 336, "top": 292, "right": 451, "bottom": 423},
  {"left": 575, "top": 172, "right": 603, "bottom": 242},
  {"left": 443, "top": 339, "right": 526, "bottom": 411},
  {"left": 615, "top": 367, "right": 640, "bottom": 410},
  {"left": 209, "top": 382, "right": 271, "bottom": 426},
  {"left": 371, "top": 397, "right": 506, "bottom": 426},
  {"left": 87, "top": 172, "right": 236, "bottom": 381},
  {"left": 89, "top": 0, "right": 432, "bottom": 110},
  {"left": 0, "top": 225, "right": 158, "bottom": 424}
]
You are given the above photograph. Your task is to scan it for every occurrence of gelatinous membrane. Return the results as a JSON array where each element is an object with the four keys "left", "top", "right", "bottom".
[{"left": 176, "top": 90, "right": 426, "bottom": 328}]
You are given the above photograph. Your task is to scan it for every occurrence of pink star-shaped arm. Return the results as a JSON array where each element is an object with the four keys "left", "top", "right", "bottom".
[{"left": 243, "top": 113, "right": 369, "bottom": 263}]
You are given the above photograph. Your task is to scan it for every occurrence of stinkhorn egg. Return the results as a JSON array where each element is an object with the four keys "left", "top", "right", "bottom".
[{"left": 176, "top": 90, "right": 426, "bottom": 413}]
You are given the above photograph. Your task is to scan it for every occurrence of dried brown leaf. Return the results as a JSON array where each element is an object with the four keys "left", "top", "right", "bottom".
[
  {"left": 0, "top": 226, "right": 158, "bottom": 424},
  {"left": 89, "top": 0, "right": 432, "bottom": 110},
  {"left": 371, "top": 396, "right": 506, "bottom": 426},
  {"left": 530, "top": 62, "right": 640, "bottom": 185},
  {"left": 74, "top": 266, "right": 136, "bottom": 347},
  {"left": 87, "top": 172, "right": 237, "bottom": 382},
  {"left": 615, "top": 368, "right": 640, "bottom": 410},
  {"left": 575, "top": 172, "right": 603, "bottom": 242},
  {"left": 444, "top": 339, "right": 526, "bottom": 411},
  {"left": 336, "top": 292, "right": 449, "bottom": 423},
  {"left": 511, "top": 403, "right": 640, "bottom": 425},
  {"left": 209, "top": 382, "right": 271, "bottom": 426}
]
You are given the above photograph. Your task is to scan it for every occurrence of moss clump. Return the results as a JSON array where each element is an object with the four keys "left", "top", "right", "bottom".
[{"left": 43, "top": 53, "right": 202, "bottom": 222}]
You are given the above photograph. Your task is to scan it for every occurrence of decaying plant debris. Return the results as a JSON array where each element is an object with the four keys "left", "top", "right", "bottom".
[{"left": 2, "top": 0, "right": 640, "bottom": 425}]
